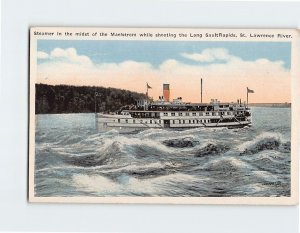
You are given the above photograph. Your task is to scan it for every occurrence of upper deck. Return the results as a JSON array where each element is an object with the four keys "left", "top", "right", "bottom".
[{"left": 119, "top": 102, "right": 250, "bottom": 113}]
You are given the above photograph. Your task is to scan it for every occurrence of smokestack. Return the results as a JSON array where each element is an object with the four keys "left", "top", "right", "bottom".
[{"left": 163, "top": 84, "right": 170, "bottom": 102}]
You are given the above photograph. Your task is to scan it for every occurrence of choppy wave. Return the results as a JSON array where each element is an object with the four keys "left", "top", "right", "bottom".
[
  {"left": 162, "top": 137, "right": 199, "bottom": 148},
  {"left": 238, "top": 132, "right": 290, "bottom": 156},
  {"left": 195, "top": 143, "right": 230, "bottom": 157},
  {"left": 34, "top": 110, "right": 291, "bottom": 197}
]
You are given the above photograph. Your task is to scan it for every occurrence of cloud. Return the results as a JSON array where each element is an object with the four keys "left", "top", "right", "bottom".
[
  {"left": 36, "top": 47, "right": 290, "bottom": 103},
  {"left": 37, "top": 48, "right": 92, "bottom": 66},
  {"left": 37, "top": 51, "right": 49, "bottom": 59},
  {"left": 181, "top": 48, "right": 238, "bottom": 62}
]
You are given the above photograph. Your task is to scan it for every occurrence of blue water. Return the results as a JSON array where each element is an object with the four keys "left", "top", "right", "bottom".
[{"left": 35, "top": 107, "right": 291, "bottom": 197}]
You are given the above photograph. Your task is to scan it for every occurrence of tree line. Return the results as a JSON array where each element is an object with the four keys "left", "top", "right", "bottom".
[{"left": 35, "top": 84, "right": 148, "bottom": 114}]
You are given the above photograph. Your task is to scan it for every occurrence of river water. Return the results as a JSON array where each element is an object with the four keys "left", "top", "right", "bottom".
[{"left": 34, "top": 107, "right": 291, "bottom": 197}]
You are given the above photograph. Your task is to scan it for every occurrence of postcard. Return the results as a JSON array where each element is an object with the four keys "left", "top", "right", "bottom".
[{"left": 29, "top": 27, "right": 299, "bottom": 204}]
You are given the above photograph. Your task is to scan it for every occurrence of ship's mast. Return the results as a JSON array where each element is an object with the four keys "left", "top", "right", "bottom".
[
  {"left": 94, "top": 88, "right": 97, "bottom": 129},
  {"left": 146, "top": 82, "right": 152, "bottom": 98},
  {"left": 94, "top": 90, "right": 101, "bottom": 129},
  {"left": 201, "top": 78, "right": 203, "bottom": 104},
  {"left": 246, "top": 87, "right": 255, "bottom": 106}
]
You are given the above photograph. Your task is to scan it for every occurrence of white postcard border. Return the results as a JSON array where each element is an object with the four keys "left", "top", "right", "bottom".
[{"left": 29, "top": 27, "right": 300, "bottom": 205}]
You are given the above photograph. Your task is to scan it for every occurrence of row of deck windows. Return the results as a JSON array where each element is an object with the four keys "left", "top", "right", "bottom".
[
  {"left": 175, "top": 119, "right": 210, "bottom": 124},
  {"left": 126, "top": 111, "right": 245, "bottom": 119},
  {"left": 162, "top": 111, "right": 236, "bottom": 117},
  {"left": 117, "top": 119, "right": 161, "bottom": 124},
  {"left": 116, "top": 119, "right": 210, "bottom": 124}
]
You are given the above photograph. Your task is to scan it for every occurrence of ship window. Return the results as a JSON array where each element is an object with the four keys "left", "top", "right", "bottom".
[
  {"left": 171, "top": 112, "right": 175, "bottom": 116},
  {"left": 192, "top": 113, "right": 196, "bottom": 116},
  {"left": 164, "top": 112, "right": 168, "bottom": 116},
  {"left": 189, "top": 120, "right": 191, "bottom": 123},
  {"left": 186, "top": 113, "right": 189, "bottom": 116},
  {"left": 150, "top": 120, "right": 152, "bottom": 124},
  {"left": 118, "top": 119, "right": 120, "bottom": 123},
  {"left": 133, "top": 120, "right": 135, "bottom": 123},
  {"left": 193, "top": 120, "right": 195, "bottom": 123},
  {"left": 206, "top": 112, "right": 210, "bottom": 116},
  {"left": 125, "top": 119, "right": 128, "bottom": 123},
  {"left": 173, "top": 120, "right": 175, "bottom": 124},
  {"left": 158, "top": 120, "right": 161, "bottom": 124},
  {"left": 178, "top": 120, "right": 181, "bottom": 124},
  {"left": 179, "top": 112, "right": 183, "bottom": 116}
]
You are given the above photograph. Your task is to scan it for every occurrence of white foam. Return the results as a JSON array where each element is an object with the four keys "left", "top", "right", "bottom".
[
  {"left": 73, "top": 174, "right": 121, "bottom": 194},
  {"left": 252, "top": 170, "right": 280, "bottom": 182},
  {"left": 203, "top": 156, "right": 253, "bottom": 171},
  {"left": 72, "top": 172, "right": 204, "bottom": 195},
  {"left": 107, "top": 135, "right": 176, "bottom": 154}
]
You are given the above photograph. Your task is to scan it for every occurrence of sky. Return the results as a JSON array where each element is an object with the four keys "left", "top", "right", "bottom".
[{"left": 36, "top": 40, "right": 291, "bottom": 103}]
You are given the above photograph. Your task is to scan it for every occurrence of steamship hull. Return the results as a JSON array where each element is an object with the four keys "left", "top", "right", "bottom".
[{"left": 96, "top": 113, "right": 252, "bottom": 132}]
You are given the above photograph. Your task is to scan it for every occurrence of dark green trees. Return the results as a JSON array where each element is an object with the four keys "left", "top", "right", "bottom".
[{"left": 35, "top": 84, "right": 147, "bottom": 114}]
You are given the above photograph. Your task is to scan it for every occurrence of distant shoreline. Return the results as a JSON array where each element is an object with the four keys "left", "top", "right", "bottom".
[{"left": 248, "top": 103, "right": 291, "bottom": 108}]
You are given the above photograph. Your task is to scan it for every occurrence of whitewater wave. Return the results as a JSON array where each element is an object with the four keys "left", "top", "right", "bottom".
[
  {"left": 136, "top": 126, "right": 228, "bottom": 139},
  {"left": 203, "top": 156, "right": 254, "bottom": 172},
  {"left": 62, "top": 135, "right": 181, "bottom": 167},
  {"left": 64, "top": 141, "right": 123, "bottom": 167},
  {"left": 252, "top": 170, "right": 283, "bottom": 183},
  {"left": 237, "top": 132, "right": 289, "bottom": 155},
  {"left": 100, "top": 161, "right": 183, "bottom": 178}
]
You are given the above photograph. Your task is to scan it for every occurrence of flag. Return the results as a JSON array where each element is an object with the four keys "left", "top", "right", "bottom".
[
  {"left": 247, "top": 87, "right": 254, "bottom": 93},
  {"left": 147, "top": 83, "right": 152, "bottom": 89}
]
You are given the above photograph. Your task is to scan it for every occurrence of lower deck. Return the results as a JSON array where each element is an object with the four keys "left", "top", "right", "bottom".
[{"left": 96, "top": 113, "right": 252, "bottom": 131}]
